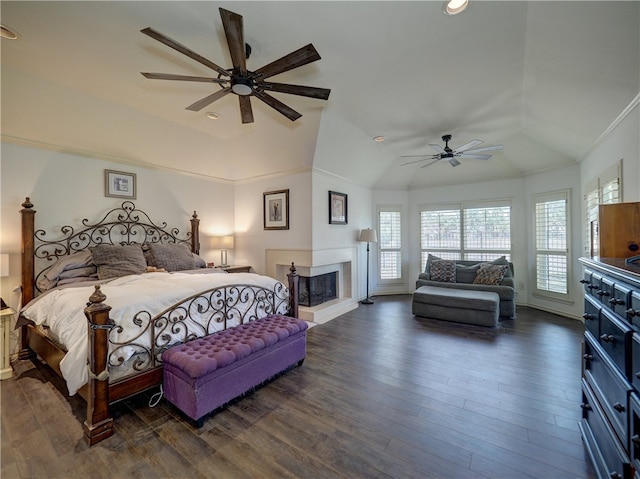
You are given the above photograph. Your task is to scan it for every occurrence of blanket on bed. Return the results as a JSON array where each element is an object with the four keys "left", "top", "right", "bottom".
[{"left": 21, "top": 270, "right": 289, "bottom": 395}]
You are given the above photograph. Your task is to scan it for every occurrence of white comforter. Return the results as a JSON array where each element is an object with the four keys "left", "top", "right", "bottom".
[{"left": 21, "top": 271, "right": 288, "bottom": 395}]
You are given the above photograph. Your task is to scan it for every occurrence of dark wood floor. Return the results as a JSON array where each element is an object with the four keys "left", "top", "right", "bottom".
[{"left": 2, "top": 295, "right": 596, "bottom": 479}]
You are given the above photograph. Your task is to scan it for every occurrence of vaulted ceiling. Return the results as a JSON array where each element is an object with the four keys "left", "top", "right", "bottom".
[{"left": 1, "top": 1, "right": 638, "bottom": 189}]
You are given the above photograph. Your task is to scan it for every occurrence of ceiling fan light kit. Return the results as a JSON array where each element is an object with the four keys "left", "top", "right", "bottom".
[
  {"left": 401, "top": 134, "right": 503, "bottom": 168},
  {"left": 140, "top": 8, "right": 330, "bottom": 124}
]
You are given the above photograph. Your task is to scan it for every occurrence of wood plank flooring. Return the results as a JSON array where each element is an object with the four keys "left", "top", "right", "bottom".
[{"left": 1, "top": 295, "right": 596, "bottom": 478}]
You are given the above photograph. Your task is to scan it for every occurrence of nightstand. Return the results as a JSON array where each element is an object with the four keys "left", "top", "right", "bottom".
[
  {"left": 0, "top": 309, "right": 14, "bottom": 380},
  {"left": 216, "top": 265, "right": 252, "bottom": 273}
]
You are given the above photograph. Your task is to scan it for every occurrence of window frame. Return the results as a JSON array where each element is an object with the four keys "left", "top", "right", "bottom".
[
  {"left": 533, "top": 189, "right": 571, "bottom": 301},
  {"left": 419, "top": 200, "right": 512, "bottom": 269},
  {"left": 377, "top": 205, "right": 404, "bottom": 285}
]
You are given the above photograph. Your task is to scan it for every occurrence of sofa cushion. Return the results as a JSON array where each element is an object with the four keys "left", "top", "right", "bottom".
[
  {"left": 473, "top": 264, "right": 510, "bottom": 285},
  {"left": 430, "top": 260, "right": 456, "bottom": 282},
  {"left": 455, "top": 263, "right": 481, "bottom": 283}
]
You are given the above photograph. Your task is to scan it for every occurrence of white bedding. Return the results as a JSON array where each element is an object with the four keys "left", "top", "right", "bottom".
[{"left": 21, "top": 270, "right": 289, "bottom": 395}]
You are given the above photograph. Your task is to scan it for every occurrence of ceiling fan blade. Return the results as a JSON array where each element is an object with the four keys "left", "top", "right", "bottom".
[
  {"left": 186, "top": 87, "right": 232, "bottom": 111},
  {"left": 263, "top": 82, "right": 331, "bottom": 100},
  {"left": 448, "top": 158, "right": 462, "bottom": 167},
  {"left": 457, "top": 154, "right": 492, "bottom": 160},
  {"left": 238, "top": 95, "right": 254, "bottom": 124},
  {"left": 454, "top": 139, "right": 483, "bottom": 153},
  {"left": 429, "top": 144, "right": 446, "bottom": 154},
  {"left": 219, "top": 8, "right": 247, "bottom": 76},
  {"left": 420, "top": 159, "right": 441, "bottom": 169},
  {"left": 464, "top": 145, "right": 504, "bottom": 154},
  {"left": 254, "top": 92, "right": 302, "bottom": 121},
  {"left": 141, "top": 72, "right": 228, "bottom": 84},
  {"left": 141, "top": 27, "right": 229, "bottom": 77},
  {"left": 400, "top": 157, "right": 435, "bottom": 166},
  {"left": 254, "top": 44, "right": 321, "bottom": 80}
]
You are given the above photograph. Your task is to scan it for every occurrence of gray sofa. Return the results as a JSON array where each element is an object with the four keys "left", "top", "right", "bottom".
[{"left": 415, "top": 256, "right": 516, "bottom": 319}]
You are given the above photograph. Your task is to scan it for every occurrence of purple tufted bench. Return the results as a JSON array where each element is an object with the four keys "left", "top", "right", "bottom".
[{"left": 162, "top": 314, "right": 307, "bottom": 426}]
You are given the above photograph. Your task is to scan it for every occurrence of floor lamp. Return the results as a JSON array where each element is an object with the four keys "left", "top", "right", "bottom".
[{"left": 358, "top": 228, "right": 377, "bottom": 304}]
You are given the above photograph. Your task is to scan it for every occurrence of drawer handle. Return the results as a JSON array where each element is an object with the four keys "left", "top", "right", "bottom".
[
  {"left": 636, "top": 371, "right": 640, "bottom": 379},
  {"left": 627, "top": 308, "right": 640, "bottom": 317},
  {"left": 582, "top": 313, "right": 594, "bottom": 321},
  {"left": 600, "top": 334, "right": 615, "bottom": 343},
  {"left": 587, "top": 285, "right": 595, "bottom": 290},
  {"left": 632, "top": 434, "right": 640, "bottom": 446},
  {"left": 610, "top": 472, "right": 622, "bottom": 479},
  {"left": 580, "top": 279, "right": 590, "bottom": 284},
  {"left": 613, "top": 402, "right": 625, "bottom": 413},
  {"left": 580, "top": 402, "right": 592, "bottom": 411},
  {"left": 583, "top": 354, "right": 593, "bottom": 361},
  {"left": 608, "top": 298, "right": 625, "bottom": 306},
  {"left": 597, "top": 290, "right": 610, "bottom": 297}
]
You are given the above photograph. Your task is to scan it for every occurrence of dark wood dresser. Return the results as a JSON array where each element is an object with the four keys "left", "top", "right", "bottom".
[{"left": 579, "top": 257, "right": 640, "bottom": 479}]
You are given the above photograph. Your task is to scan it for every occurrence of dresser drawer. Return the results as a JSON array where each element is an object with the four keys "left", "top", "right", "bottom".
[
  {"left": 600, "top": 308, "right": 633, "bottom": 379},
  {"left": 581, "top": 379, "right": 633, "bottom": 479},
  {"left": 584, "top": 333, "right": 632, "bottom": 447},
  {"left": 609, "top": 282, "right": 632, "bottom": 320},
  {"left": 630, "top": 334, "right": 640, "bottom": 391},
  {"left": 590, "top": 272, "right": 603, "bottom": 300},
  {"left": 584, "top": 295, "right": 601, "bottom": 339},
  {"left": 629, "top": 393, "right": 640, "bottom": 474},
  {"left": 581, "top": 268, "right": 595, "bottom": 295},
  {"left": 630, "top": 291, "right": 640, "bottom": 329}
]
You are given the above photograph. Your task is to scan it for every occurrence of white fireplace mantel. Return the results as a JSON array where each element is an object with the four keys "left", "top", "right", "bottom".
[{"left": 266, "top": 248, "right": 359, "bottom": 323}]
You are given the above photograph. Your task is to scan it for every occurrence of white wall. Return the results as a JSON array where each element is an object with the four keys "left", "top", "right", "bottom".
[
  {"left": 312, "top": 171, "right": 372, "bottom": 300},
  {"left": 233, "top": 171, "right": 312, "bottom": 275},
  {"left": 525, "top": 164, "right": 583, "bottom": 318},
  {"left": 0, "top": 142, "right": 235, "bottom": 310},
  {"left": 580, "top": 99, "right": 640, "bottom": 203}
]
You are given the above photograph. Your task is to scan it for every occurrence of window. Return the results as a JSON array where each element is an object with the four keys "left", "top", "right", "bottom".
[
  {"left": 584, "top": 161, "right": 622, "bottom": 255},
  {"left": 420, "top": 202, "right": 511, "bottom": 269},
  {"left": 534, "top": 190, "right": 569, "bottom": 298},
  {"left": 378, "top": 207, "right": 402, "bottom": 281}
]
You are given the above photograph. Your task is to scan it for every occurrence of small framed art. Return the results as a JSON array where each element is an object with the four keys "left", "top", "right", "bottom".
[
  {"left": 105, "top": 170, "right": 136, "bottom": 199},
  {"left": 329, "top": 191, "right": 347, "bottom": 225},
  {"left": 264, "top": 189, "right": 289, "bottom": 230}
]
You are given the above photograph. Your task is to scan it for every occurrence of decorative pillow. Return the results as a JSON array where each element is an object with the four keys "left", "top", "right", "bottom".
[
  {"left": 423, "top": 253, "right": 444, "bottom": 279},
  {"left": 193, "top": 253, "right": 207, "bottom": 268},
  {"left": 455, "top": 263, "right": 481, "bottom": 283},
  {"left": 430, "top": 260, "right": 456, "bottom": 283},
  {"left": 146, "top": 243, "right": 196, "bottom": 272},
  {"left": 37, "top": 251, "right": 97, "bottom": 291},
  {"left": 488, "top": 256, "right": 513, "bottom": 278},
  {"left": 91, "top": 245, "right": 147, "bottom": 280},
  {"left": 473, "top": 264, "right": 510, "bottom": 285}
]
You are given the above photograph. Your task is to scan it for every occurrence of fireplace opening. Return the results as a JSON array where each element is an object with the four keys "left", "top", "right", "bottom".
[{"left": 298, "top": 272, "right": 338, "bottom": 307}]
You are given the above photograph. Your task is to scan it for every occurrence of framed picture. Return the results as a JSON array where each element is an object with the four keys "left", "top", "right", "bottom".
[
  {"left": 105, "top": 170, "right": 136, "bottom": 199},
  {"left": 329, "top": 191, "right": 347, "bottom": 225},
  {"left": 263, "top": 189, "right": 289, "bottom": 230}
]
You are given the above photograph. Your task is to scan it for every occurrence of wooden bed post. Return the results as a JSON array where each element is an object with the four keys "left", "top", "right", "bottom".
[
  {"left": 287, "top": 262, "right": 299, "bottom": 319},
  {"left": 190, "top": 211, "right": 200, "bottom": 254},
  {"left": 19, "top": 198, "right": 36, "bottom": 360},
  {"left": 83, "top": 285, "right": 114, "bottom": 446}
]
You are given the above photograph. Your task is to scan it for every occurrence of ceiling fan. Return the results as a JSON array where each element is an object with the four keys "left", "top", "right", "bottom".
[
  {"left": 140, "top": 8, "right": 331, "bottom": 124},
  {"left": 401, "top": 134, "right": 503, "bottom": 168}
]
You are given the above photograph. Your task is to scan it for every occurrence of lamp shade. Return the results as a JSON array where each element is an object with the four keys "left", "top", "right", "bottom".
[
  {"left": 210, "top": 235, "right": 235, "bottom": 250},
  {"left": 358, "top": 229, "right": 377, "bottom": 243},
  {"left": 0, "top": 254, "right": 8, "bottom": 277}
]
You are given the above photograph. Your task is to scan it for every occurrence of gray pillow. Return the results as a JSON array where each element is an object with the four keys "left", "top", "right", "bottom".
[
  {"left": 455, "top": 263, "right": 480, "bottom": 283},
  {"left": 147, "top": 243, "right": 196, "bottom": 272},
  {"left": 91, "top": 245, "right": 147, "bottom": 279}
]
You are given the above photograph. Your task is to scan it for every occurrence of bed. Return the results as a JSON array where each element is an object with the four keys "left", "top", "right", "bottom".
[{"left": 17, "top": 197, "right": 299, "bottom": 445}]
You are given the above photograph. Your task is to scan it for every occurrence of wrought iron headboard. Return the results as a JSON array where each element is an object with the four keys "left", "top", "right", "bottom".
[{"left": 20, "top": 198, "right": 200, "bottom": 299}]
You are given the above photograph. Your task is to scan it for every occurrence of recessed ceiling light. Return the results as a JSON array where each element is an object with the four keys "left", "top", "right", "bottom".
[
  {"left": 0, "top": 24, "right": 19, "bottom": 40},
  {"left": 443, "top": 0, "right": 470, "bottom": 16},
  {"left": 206, "top": 112, "right": 220, "bottom": 120},
  {"left": 373, "top": 136, "right": 385, "bottom": 142}
]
